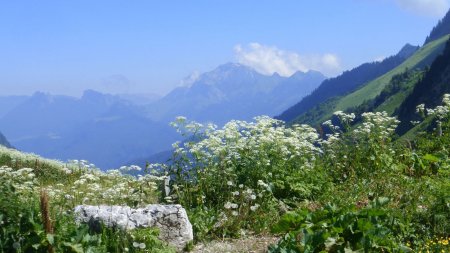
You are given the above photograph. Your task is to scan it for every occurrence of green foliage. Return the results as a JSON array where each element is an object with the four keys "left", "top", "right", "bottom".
[
  {"left": 269, "top": 199, "right": 410, "bottom": 253},
  {"left": 268, "top": 97, "right": 450, "bottom": 252}
]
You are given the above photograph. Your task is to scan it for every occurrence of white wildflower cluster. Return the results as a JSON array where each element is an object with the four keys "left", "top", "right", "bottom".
[
  {"left": 75, "top": 170, "right": 158, "bottom": 206},
  {"left": 322, "top": 120, "right": 340, "bottom": 131},
  {"left": 132, "top": 242, "right": 146, "bottom": 249},
  {"left": 416, "top": 104, "right": 425, "bottom": 116},
  {"left": 119, "top": 165, "right": 142, "bottom": 173},
  {"left": 429, "top": 105, "right": 450, "bottom": 120},
  {"left": 169, "top": 116, "right": 320, "bottom": 223},
  {"left": 171, "top": 116, "right": 217, "bottom": 137},
  {"left": 0, "top": 146, "right": 84, "bottom": 174},
  {"left": 426, "top": 106, "right": 449, "bottom": 120},
  {"left": 321, "top": 111, "right": 356, "bottom": 149},
  {"left": 184, "top": 116, "right": 320, "bottom": 168},
  {"left": 432, "top": 94, "right": 450, "bottom": 120},
  {"left": 414, "top": 94, "right": 450, "bottom": 136},
  {"left": 416, "top": 94, "right": 450, "bottom": 121},
  {"left": 320, "top": 132, "right": 341, "bottom": 154},
  {"left": 353, "top": 112, "right": 399, "bottom": 140},
  {"left": 333, "top": 111, "right": 356, "bottom": 126},
  {"left": 220, "top": 181, "right": 269, "bottom": 223},
  {"left": 33, "top": 160, "right": 163, "bottom": 209},
  {"left": 443, "top": 94, "right": 450, "bottom": 106},
  {"left": 0, "top": 166, "right": 37, "bottom": 194},
  {"left": 68, "top": 159, "right": 96, "bottom": 170}
]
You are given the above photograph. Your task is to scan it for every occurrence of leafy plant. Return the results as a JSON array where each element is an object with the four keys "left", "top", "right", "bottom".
[{"left": 269, "top": 199, "right": 409, "bottom": 252}]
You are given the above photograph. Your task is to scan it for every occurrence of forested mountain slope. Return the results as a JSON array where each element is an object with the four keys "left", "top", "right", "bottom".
[
  {"left": 290, "top": 35, "right": 450, "bottom": 126},
  {"left": 276, "top": 44, "right": 419, "bottom": 122}
]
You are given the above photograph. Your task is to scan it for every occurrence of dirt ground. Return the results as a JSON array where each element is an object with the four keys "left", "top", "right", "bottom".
[{"left": 191, "top": 235, "right": 279, "bottom": 253}]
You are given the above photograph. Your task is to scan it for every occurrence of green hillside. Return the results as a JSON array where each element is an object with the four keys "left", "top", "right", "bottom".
[
  {"left": 292, "top": 35, "right": 450, "bottom": 126},
  {"left": 374, "top": 72, "right": 422, "bottom": 114},
  {"left": 336, "top": 35, "right": 450, "bottom": 111},
  {"left": 352, "top": 70, "right": 424, "bottom": 116}
]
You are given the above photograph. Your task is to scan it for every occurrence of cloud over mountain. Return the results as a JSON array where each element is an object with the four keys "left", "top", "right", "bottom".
[
  {"left": 234, "top": 43, "right": 341, "bottom": 77},
  {"left": 101, "top": 74, "right": 134, "bottom": 94},
  {"left": 395, "top": 0, "right": 450, "bottom": 17}
]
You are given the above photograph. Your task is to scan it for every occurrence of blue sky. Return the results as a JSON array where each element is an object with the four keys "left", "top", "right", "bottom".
[{"left": 0, "top": 0, "right": 448, "bottom": 96}]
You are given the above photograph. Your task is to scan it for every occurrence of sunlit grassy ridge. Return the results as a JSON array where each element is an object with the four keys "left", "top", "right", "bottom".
[
  {"left": 337, "top": 35, "right": 450, "bottom": 111},
  {"left": 292, "top": 35, "right": 450, "bottom": 126},
  {"left": 374, "top": 71, "right": 423, "bottom": 115}
]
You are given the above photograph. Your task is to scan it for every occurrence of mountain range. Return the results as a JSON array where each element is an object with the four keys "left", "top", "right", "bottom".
[
  {"left": 0, "top": 65, "right": 325, "bottom": 169},
  {"left": 146, "top": 63, "right": 325, "bottom": 125}
]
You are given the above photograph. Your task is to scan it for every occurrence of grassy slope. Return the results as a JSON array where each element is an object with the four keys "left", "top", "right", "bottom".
[
  {"left": 337, "top": 35, "right": 450, "bottom": 111},
  {"left": 374, "top": 71, "right": 423, "bottom": 115},
  {"left": 295, "top": 35, "right": 449, "bottom": 126}
]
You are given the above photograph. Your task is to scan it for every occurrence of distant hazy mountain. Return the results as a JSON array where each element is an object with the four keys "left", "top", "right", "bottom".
[
  {"left": 0, "top": 90, "right": 123, "bottom": 141},
  {"left": 0, "top": 90, "right": 178, "bottom": 169},
  {"left": 0, "top": 95, "right": 29, "bottom": 118},
  {"left": 147, "top": 63, "right": 325, "bottom": 125},
  {"left": 425, "top": 9, "right": 450, "bottom": 45},
  {"left": 117, "top": 93, "right": 162, "bottom": 106},
  {"left": 277, "top": 43, "right": 419, "bottom": 122},
  {"left": 0, "top": 64, "right": 324, "bottom": 168}
]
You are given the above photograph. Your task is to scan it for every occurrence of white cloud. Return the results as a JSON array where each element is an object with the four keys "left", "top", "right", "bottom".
[
  {"left": 101, "top": 74, "right": 134, "bottom": 94},
  {"left": 234, "top": 43, "right": 341, "bottom": 77},
  {"left": 180, "top": 71, "right": 200, "bottom": 87},
  {"left": 395, "top": 0, "right": 450, "bottom": 17},
  {"left": 373, "top": 56, "right": 387, "bottom": 62}
]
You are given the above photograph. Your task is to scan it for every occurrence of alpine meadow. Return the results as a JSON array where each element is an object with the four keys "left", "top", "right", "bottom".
[{"left": 1, "top": 2, "right": 450, "bottom": 253}]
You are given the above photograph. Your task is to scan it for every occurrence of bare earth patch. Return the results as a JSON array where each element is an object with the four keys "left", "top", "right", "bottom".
[{"left": 191, "top": 235, "right": 279, "bottom": 253}]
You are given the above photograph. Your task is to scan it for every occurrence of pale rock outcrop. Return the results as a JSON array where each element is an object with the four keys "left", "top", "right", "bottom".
[{"left": 74, "top": 204, "right": 193, "bottom": 251}]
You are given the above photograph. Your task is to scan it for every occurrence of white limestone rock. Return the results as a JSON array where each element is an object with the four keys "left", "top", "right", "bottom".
[{"left": 74, "top": 204, "right": 193, "bottom": 252}]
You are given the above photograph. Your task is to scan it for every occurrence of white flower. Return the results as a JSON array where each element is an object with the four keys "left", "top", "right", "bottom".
[
  {"left": 130, "top": 165, "right": 142, "bottom": 171},
  {"left": 257, "top": 180, "right": 268, "bottom": 188},
  {"left": 224, "top": 202, "right": 233, "bottom": 209},
  {"left": 232, "top": 211, "right": 239, "bottom": 216},
  {"left": 250, "top": 204, "right": 260, "bottom": 211},
  {"left": 416, "top": 104, "right": 425, "bottom": 114},
  {"left": 62, "top": 167, "right": 72, "bottom": 174},
  {"left": 227, "top": 181, "right": 233, "bottom": 186}
]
